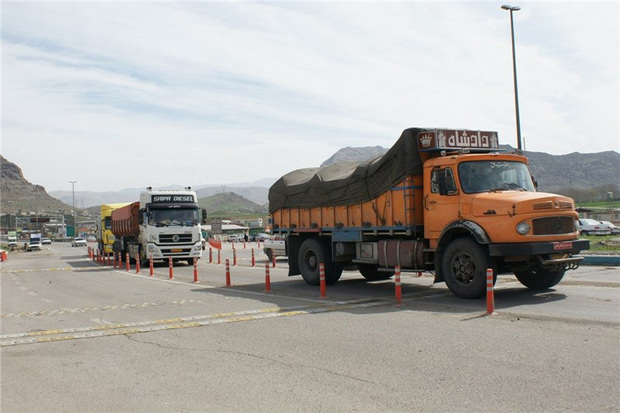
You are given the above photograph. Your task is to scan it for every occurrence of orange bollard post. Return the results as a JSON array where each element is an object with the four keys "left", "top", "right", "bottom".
[
  {"left": 395, "top": 266, "right": 402, "bottom": 307},
  {"left": 319, "top": 262, "right": 327, "bottom": 299},
  {"left": 126, "top": 253, "right": 130, "bottom": 271},
  {"left": 264, "top": 263, "right": 271, "bottom": 293},
  {"left": 217, "top": 249, "right": 221, "bottom": 265},
  {"left": 135, "top": 253, "right": 140, "bottom": 274},
  {"left": 251, "top": 248, "right": 255, "bottom": 267},
  {"left": 169, "top": 257, "right": 173, "bottom": 280},
  {"left": 209, "top": 247, "right": 213, "bottom": 264},
  {"left": 118, "top": 252, "right": 123, "bottom": 269},
  {"left": 233, "top": 249, "right": 237, "bottom": 266},
  {"left": 193, "top": 257, "right": 198, "bottom": 283},
  {"left": 486, "top": 268, "right": 496, "bottom": 315},
  {"left": 149, "top": 255, "right": 154, "bottom": 277},
  {"left": 225, "top": 259, "right": 231, "bottom": 287},
  {"left": 272, "top": 253, "right": 276, "bottom": 268}
]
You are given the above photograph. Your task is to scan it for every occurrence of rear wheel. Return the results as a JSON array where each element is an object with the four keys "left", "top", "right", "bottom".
[
  {"left": 298, "top": 238, "right": 342, "bottom": 285},
  {"left": 514, "top": 268, "right": 566, "bottom": 290},
  {"left": 441, "top": 238, "right": 495, "bottom": 299},
  {"left": 358, "top": 264, "right": 394, "bottom": 281}
]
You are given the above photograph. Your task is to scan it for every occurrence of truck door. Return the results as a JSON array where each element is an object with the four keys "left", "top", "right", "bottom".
[{"left": 424, "top": 166, "right": 459, "bottom": 247}]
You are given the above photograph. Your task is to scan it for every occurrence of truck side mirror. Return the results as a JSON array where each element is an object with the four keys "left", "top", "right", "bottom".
[
  {"left": 201, "top": 209, "right": 208, "bottom": 225},
  {"left": 531, "top": 175, "right": 539, "bottom": 191}
]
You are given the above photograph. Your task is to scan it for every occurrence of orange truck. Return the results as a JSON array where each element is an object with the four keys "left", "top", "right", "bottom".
[{"left": 269, "top": 127, "right": 589, "bottom": 298}]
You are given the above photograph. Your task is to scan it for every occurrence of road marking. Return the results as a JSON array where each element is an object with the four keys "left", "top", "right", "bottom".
[
  {"left": 0, "top": 299, "right": 401, "bottom": 347},
  {"left": 0, "top": 300, "right": 204, "bottom": 318}
]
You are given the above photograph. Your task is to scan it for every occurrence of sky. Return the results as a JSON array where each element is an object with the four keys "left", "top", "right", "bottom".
[{"left": 2, "top": 1, "right": 618, "bottom": 193}]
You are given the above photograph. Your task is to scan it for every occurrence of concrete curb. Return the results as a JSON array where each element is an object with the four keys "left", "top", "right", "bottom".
[{"left": 581, "top": 255, "right": 620, "bottom": 266}]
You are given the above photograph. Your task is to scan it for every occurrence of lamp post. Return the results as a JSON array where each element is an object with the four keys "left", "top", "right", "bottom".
[
  {"left": 69, "top": 181, "right": 77, "bottom": 238},
  {"left": 501, "top": 4, "right": 522, "bottom": 152}
]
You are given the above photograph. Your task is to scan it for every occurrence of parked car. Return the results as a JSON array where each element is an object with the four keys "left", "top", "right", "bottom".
[
  {"left": 71, "top": 237, "right": 88, "bottom": 247},
  {"left": 228, "top": 234, "right": 245, "bottom": 242},
  {"left": 42, "top": 238, "right": 52, "bottom": 245},
  {"left": 578, "top": 219, "right": 611, "bottom": 236},
  {"left": 263, "top": 235, "right": 287, "bottom": 260},
  {"left": 599, "top": 221, "right": 620, "bottom": 235},
  {"left": 26, "top": 240, "right": 42, "bottom": 251},
  {"left": 253, "top": 233, "right": 270, "bottom": 242}
]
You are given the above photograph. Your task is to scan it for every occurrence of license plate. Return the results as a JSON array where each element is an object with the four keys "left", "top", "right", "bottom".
[
  {"left": 553, "top": 241, "right": 572, "bottom": 250},
  {"left": 171, "top": 249, "right": 183, "bottom": 253}
]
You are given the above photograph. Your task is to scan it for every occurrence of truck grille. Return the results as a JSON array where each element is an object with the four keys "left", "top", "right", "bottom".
[
  {"left": 533, "top": 201, "right": 573, "bottom": 210},
  {"left": 159, "top": 233, "right": 194, "bottom": 244},
  {"left": 532, "top": 217, "right": 574, "bottom": 235}
]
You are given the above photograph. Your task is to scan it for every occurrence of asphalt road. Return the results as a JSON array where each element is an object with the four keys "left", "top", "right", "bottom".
[{"left": 1, "top": 242, "right": 619, "bottom": 412}]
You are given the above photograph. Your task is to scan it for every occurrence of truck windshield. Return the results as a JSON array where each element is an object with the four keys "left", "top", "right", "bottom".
[
  {"left": 148, "top": 208, "right": 199, "bottom": 227},
  {"left": 458, "top": 161, "right": 535, "bottom": 194}
]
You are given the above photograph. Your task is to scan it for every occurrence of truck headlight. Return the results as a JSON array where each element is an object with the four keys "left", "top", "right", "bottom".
[
  {"left": 516, "top": 222, "right": 530, "bottom": 235},
  {"left": 147, "top": 244, "right": 155, "bottom": 252}
]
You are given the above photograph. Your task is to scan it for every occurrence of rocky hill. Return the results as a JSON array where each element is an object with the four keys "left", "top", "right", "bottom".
[
  {"left": 1, "top": 155, "right": 74, "bottom": 215},
  {"left": 198, "top": 192, "right": 267, "bottom": 216}
]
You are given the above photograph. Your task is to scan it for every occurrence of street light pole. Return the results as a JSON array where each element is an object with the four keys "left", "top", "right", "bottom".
[
  {"left": 69, "top": 180, "right": 77, "bottom": 238},
  {"left": 502, "top": 4, "right": 522, "bottom": 152}
]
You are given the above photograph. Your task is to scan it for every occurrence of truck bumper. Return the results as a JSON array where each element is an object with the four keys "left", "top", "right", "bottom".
[{"left": 488, "top": 239, "right": 590, "bottom": 257}]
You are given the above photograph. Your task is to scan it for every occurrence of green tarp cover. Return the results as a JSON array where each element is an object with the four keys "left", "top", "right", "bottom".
[{"left": 269, "top": 128, "right": 428, "bottom": 213}]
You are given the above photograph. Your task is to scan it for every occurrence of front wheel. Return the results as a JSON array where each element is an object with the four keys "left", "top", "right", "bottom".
[
  {"left": 298, "top": 238, "right": 342, "bottom": 285},
  {"left": 514, "top": 268, "right": 566, "bottom": 290},
  {"left": 441, "top": 238, "right": 495, "bottom": 299}
]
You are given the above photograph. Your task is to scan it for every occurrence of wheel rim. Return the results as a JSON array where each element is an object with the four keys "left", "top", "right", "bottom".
[
  {"left": 451, "top": 252, "right": 476, "bottom": 284},
  {"left": 306, "top": 252, "right": 317, "bottom": 271}
]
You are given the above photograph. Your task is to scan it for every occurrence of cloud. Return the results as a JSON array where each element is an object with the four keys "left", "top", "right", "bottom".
[{"left": 2, "top": 2, "right": 618, "bottom": 192}]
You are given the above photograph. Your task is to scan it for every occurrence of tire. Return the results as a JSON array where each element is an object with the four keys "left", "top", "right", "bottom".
[
  {"left": 514, "top": 268, "right": 566, "bottom": 290},
  {"left": 358, "top": 264, "right": 394, "bottom": 281},
  {"left": 298, "top": 238, "right": 342, "bottom": 285},
  {"left": 580, "top": 230, "right": 589, "bottom": 236},
  {"left": 441, "top": 237, "right": 494, "bottom": 299}
]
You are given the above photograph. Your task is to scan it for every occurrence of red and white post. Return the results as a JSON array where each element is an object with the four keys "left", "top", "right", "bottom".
[
  {"left": 126, "top": 253, "right": 130, "bottom": 271},
  {"left": 168, "top": 257, "right": 173, "bottom": 280},
  {"left": 251, "top": 248, "right": 255, "bottom": 267},
  {"left": 486, "top": 268, "right": 496, "bottom": 315},
  {"left": 319, "top": 262, "right": 327, "bottom": 299},
  {"left": 193, "top": 257, "right": 198, "bottom": 283},
  {"left": 135, "top": 253, "right": 140, "bottom": 274},
  {"left": 264, "top": 263, "right": 271, "bottom": 293},
  {"left": 149, "top": 255, "right": 154, "bottom": 277},
  {"left": 225, "top": 259, "right": 231, "bottom": 287},
  {"left": 395, "top": 266, "right": 402, "bottom": 307}
]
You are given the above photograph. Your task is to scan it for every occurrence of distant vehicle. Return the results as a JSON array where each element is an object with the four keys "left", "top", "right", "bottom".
[
  {"left": 578, "top": 219, "right": 611, "bottom": 236},
  {"left": 599, "top": 221, "right": 620, "bottom": 235},
  {"left": 8, "top": 232, "right": 17, "bottom": 248},
  {"left": 87, "top": 236, "right": 97, "bottom": 242},
  {"left": 27, "top": 233, "right": 42, "bottom": 251},
  {"left": 42, "top": 238, "right": 52, "bottom": 245},
  {"left": 253, "top": 233, "right": 270, "bottom": 242},
  {"left": 228, "top": 234, "right": 245, "bottom": 242},
  {"left": 263, "top": 235, "right": 287, "bottom": 260},
  {"left": 71, "top": 237, "right": 88, "bottom": 247}
]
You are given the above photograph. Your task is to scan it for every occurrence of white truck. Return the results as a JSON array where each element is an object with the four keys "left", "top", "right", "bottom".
[
  {"left": 111, "top": 187, "right": 207, "bottom": 265},
  {"left": 27, "top": 233, "right": 42, "bottom": 251}
]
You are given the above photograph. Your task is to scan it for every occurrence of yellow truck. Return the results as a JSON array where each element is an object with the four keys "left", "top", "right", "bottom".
[
  {"left": 269, "top": 127, "right": 589, "bottom": 299},
  {"left": 97, "top": 203, "right": 129, "bottom": 254}
]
